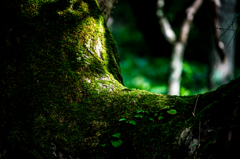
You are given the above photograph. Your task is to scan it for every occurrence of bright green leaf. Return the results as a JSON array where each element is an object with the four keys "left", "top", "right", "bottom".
[
  {"left": 134, "top": 114, "right": 142, "bottom": 118},
  {"left": 162, "top": 106, "right": 169, "bottom": 109},
  {"left": 119, "top": 118, "right": 126, "bottom": 121},
  {"left": 111, "top": 140, "right": 123, "bottom": 148},
  {"left": 167, "top": 109, "right": 177, "bottom": 115},
  {"left": 137, "top": 110, "right": 144, "bottom": 113},
  {"left": 129, "top": 120, "right": 136, "bottom": 125},
  {"left": 112, "top": 133, "right": 121, "bottom": 138},
  {"left": 158, "top": 116, "right": 164, "bottom": 120}
]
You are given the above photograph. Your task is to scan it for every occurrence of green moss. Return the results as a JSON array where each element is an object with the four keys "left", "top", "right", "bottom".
[{"left": 2, "top": 0, "right": 240, "bottom": 158}]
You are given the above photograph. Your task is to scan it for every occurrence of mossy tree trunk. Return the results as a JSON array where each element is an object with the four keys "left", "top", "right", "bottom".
[{"left": 1, "top": 0, "right": 240, "bottom": 159}]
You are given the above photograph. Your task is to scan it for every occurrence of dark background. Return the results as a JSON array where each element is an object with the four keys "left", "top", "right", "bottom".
[{"left": 107, "top": 0, "right": 240, "bottom": 95}]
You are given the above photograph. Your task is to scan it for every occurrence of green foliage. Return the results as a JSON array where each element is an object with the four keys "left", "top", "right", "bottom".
[
  {"left": 181, "top": 60, "right": 209, "bottom": 95},
  {"left": 120, "top": 53, "right": 169, "bottom": 94},
  {"left": 167, "top": 109, "right": 177, "bottom": 115},
  {"left": 103, "top": 107, "right": 178, "bottom": 148},
  {"left": 120, "top": 53, "right": 208, "bottom": 96}
]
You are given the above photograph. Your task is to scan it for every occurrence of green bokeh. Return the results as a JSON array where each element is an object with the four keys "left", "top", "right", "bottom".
[{"left": 120, "top": 53, "right": 208, "bottom": 96}]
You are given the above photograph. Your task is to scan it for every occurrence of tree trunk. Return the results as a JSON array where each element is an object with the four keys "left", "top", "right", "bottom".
[
  {"left": 167, "top": 0, "right": 203, "bottom": 95},
  {"left": 1, "top": 0, "right": 240, "bottom": 159},
  {"left": 207, "top": 0, "right": 236, "bottom": 91}
]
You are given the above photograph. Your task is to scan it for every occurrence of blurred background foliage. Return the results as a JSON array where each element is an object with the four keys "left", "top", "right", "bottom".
[
  {"left": 107, "top": 0, "right": 240, "bottom": 96},
  {"left": 119, "top": 53, "right": 208, "bottom": 95}
]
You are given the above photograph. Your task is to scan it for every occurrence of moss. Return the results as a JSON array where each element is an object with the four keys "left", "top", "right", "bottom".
[{"left": 2, "top": 0, "right": 240, "bottom": 158}]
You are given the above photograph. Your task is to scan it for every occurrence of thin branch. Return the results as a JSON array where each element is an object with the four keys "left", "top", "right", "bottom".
[
  {"left": 214, "top": 26, "right": 236, "bottom": 32},
  {"left": 192, "top": 94, "right": 199, "bottom": 117}
]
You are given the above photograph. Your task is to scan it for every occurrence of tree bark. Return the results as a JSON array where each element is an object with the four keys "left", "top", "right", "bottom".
[
  {"left": 207, "top": 0, "right": 236, "bottom": 91},
  {"left": 1, "top": 0, "right": 240, "bottom": 159},
  {"left": 167, "top": 0, "right": 203, "bottom": 95},
  {"left": 97, "top": 0, "right": 118, "bottom": 22}
]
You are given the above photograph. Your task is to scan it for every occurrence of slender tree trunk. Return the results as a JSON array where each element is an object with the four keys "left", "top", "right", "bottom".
[
  {"left": 207, "top": 0, "right": 236, "bottom": 91},
  {"left": 167, "top": 0, "right": 203, "bottom": 95}
]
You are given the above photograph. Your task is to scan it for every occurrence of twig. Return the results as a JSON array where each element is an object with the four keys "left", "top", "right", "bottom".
[
  {"left": 214, "top": 26, "right": 236, "bottom": 32},
  {"left": 192, "top": 94, "right": 199, "bottom": 117}
]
